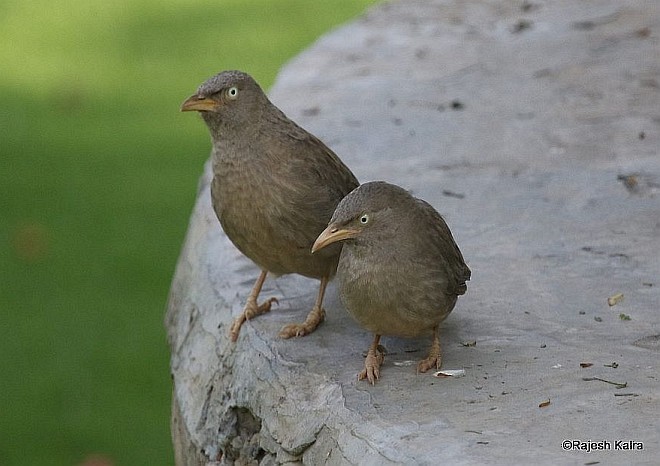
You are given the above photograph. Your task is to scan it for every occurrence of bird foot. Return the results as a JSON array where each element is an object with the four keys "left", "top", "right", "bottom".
[
  {"left": 246, "top": 297, "right": 278, "bottom": 319},
  {"left": 417, "top": 329, "right": 442, "bottom": 373},
  {"left": 417, "top": 354, "right": 441, "bottom": 373},
  {"left": 359, "top": 347, "right": 385, "bottom": 385},
  {"left": 278, "top": 306, "right": 325, "bottom": 339},
  {"left": 229, "top": 297, "right": 279, "bottom": 342}
]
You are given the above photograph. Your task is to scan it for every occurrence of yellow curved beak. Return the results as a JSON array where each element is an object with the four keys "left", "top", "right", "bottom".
[
  {"left": 312, "top": 225, "right": 359, "bottom": 253},
  {"left": 180, "top": 95, "right": 219, "bottom": 112}
]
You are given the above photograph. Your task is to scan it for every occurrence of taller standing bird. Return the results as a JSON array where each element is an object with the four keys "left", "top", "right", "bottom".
[{"left": 181, "top": 70, "right": 359, "bottom": 341}]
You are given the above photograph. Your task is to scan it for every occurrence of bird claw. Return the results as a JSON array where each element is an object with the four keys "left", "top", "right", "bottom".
[
  {"left": 416, "top": 355, "right": 441, "bottom": 373},
  {"left": 229, "top": 297, "right": 279, "bottom": 342},
  {"left": 278, "top": 324, "right": 308, "bottom": 339},
  {"left": 245, "top": 297, "right": 278, "bottom": 319},
  {"left": 417, "top": 331, "right": 442, "bottom": 373},
  {"left": 278, "top": 306, "right": 325, "bottom": 339},
  {"left": 358, "top": 348, "right": 384, "bottom": 385}
]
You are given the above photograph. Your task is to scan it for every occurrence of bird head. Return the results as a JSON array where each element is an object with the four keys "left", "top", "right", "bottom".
[
  {"left": 180, "top": 70, "right": 267, "bottom": 129},
  {"left": 312, "top": 181, "right": 410, "bottom": 253}
]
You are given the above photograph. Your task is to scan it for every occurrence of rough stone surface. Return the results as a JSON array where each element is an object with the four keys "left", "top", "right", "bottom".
[{"left": 166, "top": 0, "right": 660, "bottom": 464}]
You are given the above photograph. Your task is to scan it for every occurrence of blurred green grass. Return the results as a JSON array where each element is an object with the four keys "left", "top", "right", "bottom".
[{"left": 0, "top": 1, "right": 379, "bottom": 464}]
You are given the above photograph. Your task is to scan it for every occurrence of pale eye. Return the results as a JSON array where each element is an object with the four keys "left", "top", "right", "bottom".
[
  {"left": 360, "top": 214, "right": 369, "bottom": 224},
  {"left": 227, "top": 87, "right": 239, "bottom": 99}
]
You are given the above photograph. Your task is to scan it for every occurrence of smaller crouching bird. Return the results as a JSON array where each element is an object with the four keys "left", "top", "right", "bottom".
[
  {"left": 312, "top": 181, "right": 471, "bottom": 384},
  {"left": 181, "top": 70, "right": 359, "bottom": 342}
]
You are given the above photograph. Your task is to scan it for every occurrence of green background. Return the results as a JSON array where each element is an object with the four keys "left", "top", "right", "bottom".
[{"left": 0, "top": 1, "right": 378, "bottom": 464}]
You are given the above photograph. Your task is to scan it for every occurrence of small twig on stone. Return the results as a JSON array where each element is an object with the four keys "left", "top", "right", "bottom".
[{"left": 582, "top": 376, "right": 627, "bottom": 389}]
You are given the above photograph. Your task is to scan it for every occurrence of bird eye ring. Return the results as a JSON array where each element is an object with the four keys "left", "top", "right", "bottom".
[
  {"left": 227, "top": 87, "right": 239, "bottom": 99},
  {"left": 360, "top": 214, "right": 369, "bottom": 224}
]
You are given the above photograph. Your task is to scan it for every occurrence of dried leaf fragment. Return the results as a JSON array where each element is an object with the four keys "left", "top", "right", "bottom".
[{"left": 607, "top": 292, "right": 624, "bottom": 306}]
